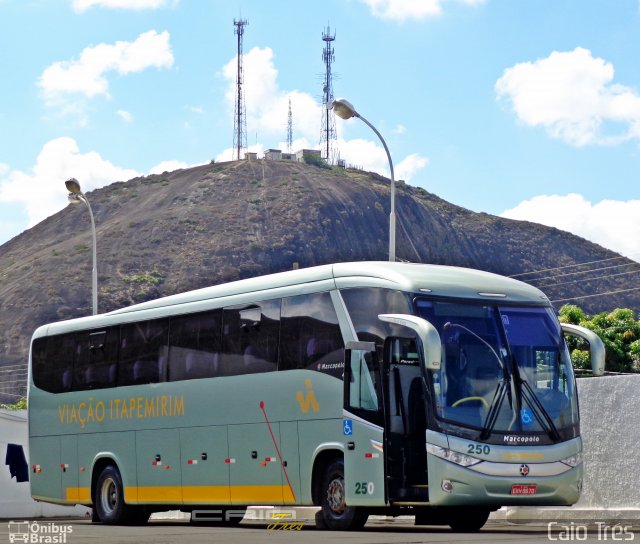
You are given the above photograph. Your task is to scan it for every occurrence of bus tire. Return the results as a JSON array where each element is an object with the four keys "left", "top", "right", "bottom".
[
  {"left": 94, "top": 465, "right": 137, "bottom": 525},
  {"left": 447, "top": 507, "right": 490, "bottom": 532},
  {"left": 318, "top": 458, "right": 368, "bottom": 531}
]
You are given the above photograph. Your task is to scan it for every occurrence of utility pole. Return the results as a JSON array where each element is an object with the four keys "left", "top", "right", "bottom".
[
  {"left": 319, "top": 25, "right": 338, "bottom": 165},
  {"left": 287, "top": 96, "right": 293, "bottom": 153},
  {"left": 233, "top": 18, "right": 248, "bottom": 161}
]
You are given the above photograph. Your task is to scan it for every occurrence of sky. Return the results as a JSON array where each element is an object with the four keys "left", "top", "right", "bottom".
[{"left": 1, "top": 0, "right": 640, "bottom": 262}]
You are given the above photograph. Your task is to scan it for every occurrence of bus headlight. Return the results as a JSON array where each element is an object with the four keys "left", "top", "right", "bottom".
[
  {"left": 560, "top": 452, "right": 583, "bottom": 468},
  {"left": 427, "top": 444, "right": 481, "bottom": 467}
]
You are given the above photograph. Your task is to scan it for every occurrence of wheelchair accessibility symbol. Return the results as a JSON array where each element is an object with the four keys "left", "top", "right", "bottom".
[
  {"left": 520, "top": 408, "right": 534, "bottom": 426},
  {"left": 343, "top": 419, "right": 353, "bottom": 436}
]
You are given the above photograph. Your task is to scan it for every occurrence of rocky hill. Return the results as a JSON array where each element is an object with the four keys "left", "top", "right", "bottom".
[{"left": 1, "top": 159, "right": 638, "bottom": 400}]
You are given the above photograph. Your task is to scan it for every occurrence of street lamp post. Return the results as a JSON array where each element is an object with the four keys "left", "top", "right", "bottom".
[
  {"left": 331, "top": 98, "right": 396, "bottom": 262},
  {"left": 65, "top": 178, "right": 98, "bottom": 315}
]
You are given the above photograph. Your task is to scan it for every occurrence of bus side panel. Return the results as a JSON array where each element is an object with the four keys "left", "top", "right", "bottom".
[
  {"left": 228, "top": 423, "right": 285, "bottom": 505},
  {"left": 30, "top": 436, "right": 62, "bottom": 503},
  {"left": 78, "top": 431, "right": 137, "bottom": 504},
  {"left": 60, "top": 435, "right": 80, "bottom": 503},
  {"left": 180, "top": 426, "right": 230, "bottom": 504},
  {"left": 344, "top": 420, "right": 386, "bottom": 506},
  {"left": 135, "top": 429, "right": 182, "bottom": 504},
  {"left": 298, "top": 418, "right": 344, "bottom": 504},
  {"left": 279, "top": 421, "right": 301, "bottom": 505}
]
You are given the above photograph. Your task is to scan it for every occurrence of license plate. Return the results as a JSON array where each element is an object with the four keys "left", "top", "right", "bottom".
[{"left": 511, "top": 484, "right": 537, "bottom": 495}]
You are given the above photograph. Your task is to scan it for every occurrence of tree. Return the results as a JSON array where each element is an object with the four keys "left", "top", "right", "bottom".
[{"left": 559, "top": 304, "right": 640, "bottom": 373}]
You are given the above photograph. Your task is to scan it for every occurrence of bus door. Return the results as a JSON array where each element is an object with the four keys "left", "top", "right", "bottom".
[
  {"left": 343, "top": 342, "right": 386, "bottom": 507},
  {"left": 382, "top": 337, "right": 429, "bottom": 503}
]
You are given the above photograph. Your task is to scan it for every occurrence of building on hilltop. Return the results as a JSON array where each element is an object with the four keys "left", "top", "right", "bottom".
[
  {"left": 264, "top": 149, "right": 282, "bottom": 161},
  {"left": 295, "top": 149, "right": 322, "bottom": 162}
]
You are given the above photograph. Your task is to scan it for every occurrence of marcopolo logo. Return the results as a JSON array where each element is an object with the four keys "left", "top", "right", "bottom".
[{"left": 8, "top": 521, "right": 73, "bottom": 543}]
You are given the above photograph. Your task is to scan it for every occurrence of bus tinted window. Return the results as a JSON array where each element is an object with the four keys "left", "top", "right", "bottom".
[
  {"left": 280, "top": 292, "right": 344, "bottom": 378},
  {"left": 73, "top": 328, "right": 119, "bottom": 390},
  {"left": 221, "top": 300, "right": 280, "bottom": 375},
  {"left": 32, "top": 335, "right": 74, "bottom": 393},
  {"left": 169, "top": 310, "right": 222, "bottom": 381},
  {"left": 118, "top": 320, "right": 169, "bottom": 386},
  {"left": 340, "top": 288, "right": 411, "bottom": 344}
]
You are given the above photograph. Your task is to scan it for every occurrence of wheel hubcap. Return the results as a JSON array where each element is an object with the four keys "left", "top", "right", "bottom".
[
  {"left": 100, "top": 477, "right": 118, "bottom": 515},
  {"left": 326, "top": 476, "right": 346, "bottom": 514}
]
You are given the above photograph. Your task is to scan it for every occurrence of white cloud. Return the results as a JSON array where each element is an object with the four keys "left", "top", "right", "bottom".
[
  {"left": 396, "top": 153, "right": 429, "bottom": 181},
  {"left": 392, "top": 124, "right": 406, "bottom": 135},
  {"left": 501, "top": 193, "right": 640, "bottom": 260},
  {"left": 496, "top": 47, "right": 640, "bottom": 146},
  {"left": 148, "top": 159, "right": 200, "bottom": 174},
  {"left": 360, "top": 0, "right": 485, "bottom": 22},
  {"left": 215, "top": 143, "right": 266, "bottom": 163},
  {"left": 38, "top": 30, "right": 174, "bottom": 105},
  {"left": 222, "top": 47, "right": 323, "bottom": 143},
  {"left": 0, "top": 163, "right": 9, "bottom": 176},
  {"left": 0, "top": 137, "right": 139, "bottom": 228},
  {"left": 116, "top": 109, "right": 133, "bottom": 123},
  {"left": 72, "top": 0, "right": 175, "bottom": 12},
  {"left": 334, "top": 139, "right": 428, "bottom": 183}
]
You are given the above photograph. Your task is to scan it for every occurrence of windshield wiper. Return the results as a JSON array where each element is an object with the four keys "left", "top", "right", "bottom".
[
  {"left": 479, "top": 378, "right": 507, "bottom": 440},
  {"left": 518, "top": 376, "right": 561, "bottom": 442}
]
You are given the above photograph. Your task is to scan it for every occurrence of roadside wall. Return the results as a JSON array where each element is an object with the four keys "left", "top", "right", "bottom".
[
  {"left": 0, "top": 410, "right": 89, "bottom": 519},
  {"left": 505, "top": 374, "right": 640, "bottom": 521}
]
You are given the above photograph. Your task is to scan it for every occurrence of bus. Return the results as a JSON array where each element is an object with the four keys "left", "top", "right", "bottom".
[{"left": 28, "top": 261, "right": 605, "bottom": 531}]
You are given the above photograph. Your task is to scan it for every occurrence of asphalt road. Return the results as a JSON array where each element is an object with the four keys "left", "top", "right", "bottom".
[{"left": 3, "top": 516, "right": 638, "bottom": 544}]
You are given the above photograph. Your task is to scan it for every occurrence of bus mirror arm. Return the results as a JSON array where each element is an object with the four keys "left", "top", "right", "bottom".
[
  {"left": 560, "top": 323, "right": 606, "bottom": 376},
  {"left": 378, "top": 314, "right": 442, "bottom": 371}
]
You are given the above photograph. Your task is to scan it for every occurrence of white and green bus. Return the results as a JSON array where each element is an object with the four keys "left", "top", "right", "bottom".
[{"left": 28, "top": 261, "right": 604, "bottom": 531}]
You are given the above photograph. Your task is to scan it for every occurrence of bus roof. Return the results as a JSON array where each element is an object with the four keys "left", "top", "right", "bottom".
[{"left": 34, "top": 262, "right": 549, "bottom": 337}]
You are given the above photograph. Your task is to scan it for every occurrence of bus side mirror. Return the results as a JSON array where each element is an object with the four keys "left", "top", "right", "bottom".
[
  {"left": 561, "top": 323, "right": 606, "bottom": 376},
  {"left": 378, "top": 314, "right": 441, "bottom": 371}
]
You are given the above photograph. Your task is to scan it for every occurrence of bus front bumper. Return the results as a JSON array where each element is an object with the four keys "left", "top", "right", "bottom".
[{"left": 426, "top": 454, "right": 582, "bottom": 507}]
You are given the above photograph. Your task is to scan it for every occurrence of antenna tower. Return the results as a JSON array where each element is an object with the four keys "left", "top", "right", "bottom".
[
  {"left": 319, "top": 25, "right": 338, "bottom": 165},
  {"left": 287, "top": 96, "right": 293, "bottom": 153},
  {"left": 233, "top": 18, "right": 249, "bottom": 161}
]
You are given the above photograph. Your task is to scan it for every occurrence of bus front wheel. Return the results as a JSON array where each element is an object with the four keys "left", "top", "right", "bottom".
[
  {"left": 447, "top": 507, "right": 490, "bottom": 532},
  {"left": 318, "top": 458, "right": 368, "bottom": 531},
  {"left": 94, "top": 465, "right": 146, "bottom": 525}
]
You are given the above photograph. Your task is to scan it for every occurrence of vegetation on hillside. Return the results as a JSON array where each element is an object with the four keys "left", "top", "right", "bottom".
[
  {"left": 0, "top": 397, "right": 27, "bottom": 410},
  {"left": 559, "top": 304, "right": 640, "bottom": 373}
]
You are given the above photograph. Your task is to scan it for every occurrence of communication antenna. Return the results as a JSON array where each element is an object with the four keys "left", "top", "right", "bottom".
[
  {"left": 233, "top": 18, "right": 249, "bottom": 161},
  {"left": 319, "top": 25, "right": 338, "bottom": 165},
  {"left": 287, "top": 96, "right": 293, "bottom": 153}
]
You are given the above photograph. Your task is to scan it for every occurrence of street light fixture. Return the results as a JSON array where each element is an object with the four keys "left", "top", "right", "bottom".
[
  {"left": 331, "top": 98, "right": 396, "bottom": 262},
  {"left": 65, "top": 178, "right": 98, "bottom": 315}
]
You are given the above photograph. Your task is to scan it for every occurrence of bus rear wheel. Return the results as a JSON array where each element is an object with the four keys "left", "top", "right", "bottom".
[
  {"left": 318, "top": 458, "right": 368, "bottom": 531},
  {"left": 94, "top": 465, "right": 146, "bottom": 525}
]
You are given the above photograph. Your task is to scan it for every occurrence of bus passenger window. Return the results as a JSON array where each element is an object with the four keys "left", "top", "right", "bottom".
[
  {"left": 280, "top": 292, "right": 344, "bottom": 378},
  {"left": 221, "top": 300, "right": 280, "bottom": 376},
  {"left": 349, "top": 350, "right": 380, "bottom": 411},
  {"left": 168, "top": 311, "right": 221, "bottom": 381},
  {"left": 32, "top": 334, "right": 75, "bottom": 394},
  {"left": 340, "top": 288, "right": 411, "bottom": 345},
  {"left": 118, "top": 319, "right": 169, "bottom": 386},
  {"left": 74, "top": 329, "right": 118, "bottom": 390}
]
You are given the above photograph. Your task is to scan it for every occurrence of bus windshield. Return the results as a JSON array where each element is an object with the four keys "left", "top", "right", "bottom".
[{"left": 415, "top": 300, "right": 578, "bottom": 441}]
